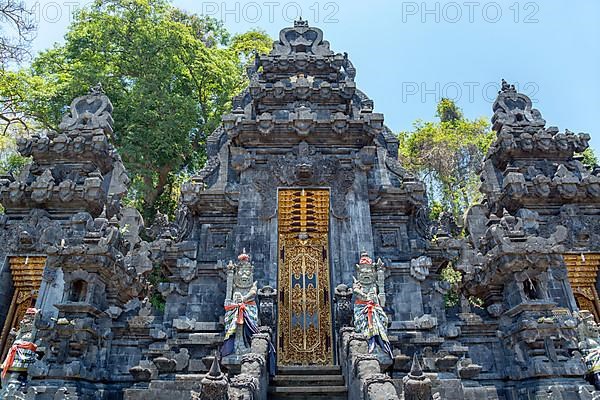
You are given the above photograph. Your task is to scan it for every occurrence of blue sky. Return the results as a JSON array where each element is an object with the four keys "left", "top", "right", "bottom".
[{"left": 24, "top": 0, "right": 600, "bottom": 152}]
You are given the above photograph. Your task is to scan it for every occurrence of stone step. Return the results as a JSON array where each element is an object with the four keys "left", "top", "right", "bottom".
[
  {"left": 267, "top": 384, "right": 348, "bottom": 399},
  {"left": 123, "top": 377, "right": 207, "bottom": 400},
  {"left": 148, "top": 379, "right": 203, "bottom": 391},
  {"left": 276, "top": 365, "right": 342, "bottom": 375},
  {"left": 271, "top": 374, "right": 345, "bottom": 386},
  {"left": 124, "top": 388, "right": 196, "bottom": 400}
]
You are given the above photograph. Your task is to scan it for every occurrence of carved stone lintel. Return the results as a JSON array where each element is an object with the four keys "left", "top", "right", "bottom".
[{"left": 254, "top": 144, "right": 355, "bottom": 219}]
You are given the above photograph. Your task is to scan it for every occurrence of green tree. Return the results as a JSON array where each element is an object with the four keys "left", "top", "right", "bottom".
[
  {"left": 6, "top": 0, "right": 271, "bottom": 220},
  {"left": 399, "top": 98, "right": 494, "bottom": 220},
  {"left": 579, "top": 148, "right": 598, "bottom": 169}
]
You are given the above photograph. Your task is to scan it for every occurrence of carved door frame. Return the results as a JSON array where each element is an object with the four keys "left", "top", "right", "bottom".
[
  {"left": 276, "top": 187, "right": 335, "bottom": 366},
  {"left": 0, "top": 256, "right": 46, "bottom": 360},
  {"left": 564, "top": 253, "right": 600, "bottom": 321}
]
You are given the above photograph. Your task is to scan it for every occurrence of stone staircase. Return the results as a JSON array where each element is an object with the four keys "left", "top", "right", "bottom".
[
  {"left": 268, "top": 365, "right": 348, "bottom": 400},
  {"left": 123, "top": 375, "right": 205, "bottom": 400}
]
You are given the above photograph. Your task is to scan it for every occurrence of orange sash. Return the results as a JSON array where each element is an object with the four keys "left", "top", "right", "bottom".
[
  {"left": 356, "top": 299, "right": 377, "bottom": 329},
  {"left": 2, "top": 341, "right": 37, "bottom": 379},
  {"left": 224, "top": 301, "right": 256, "bottom": 325}
]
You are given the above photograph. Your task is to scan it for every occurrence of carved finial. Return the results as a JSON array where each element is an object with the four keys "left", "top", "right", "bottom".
[
  {"left": 409, "top": 353, "right": 424, "bottom": 378},
  {"left": 89, "top": 82, "right": 105, "bottom": 95},
  {"left": 208, "top": 351, "right": 222, "bottom": 377},
  {"left": 197, "top": 350, "right": 229, "bottom": 400},
  {"left": 294, "top": 17, "right": 308, "bottom": 28},
  {"left": 499, "top": 79, "right": 516, "bottom": 94}
]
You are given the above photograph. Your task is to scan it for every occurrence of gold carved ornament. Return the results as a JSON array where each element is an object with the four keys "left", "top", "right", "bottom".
[
  {"left": 277, "top": 189, "right": 333, "bottom": 365},
  {"left": 0, "top": 256, "right": 46, "bottom": 360},
  {"left": 563, "top": 253, "right": 600, "bottom": 322}
]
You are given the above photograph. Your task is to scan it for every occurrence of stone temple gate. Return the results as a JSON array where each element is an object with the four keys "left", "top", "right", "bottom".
[{"left": 1, "top": 20, "right": 600, "bottom": 400}]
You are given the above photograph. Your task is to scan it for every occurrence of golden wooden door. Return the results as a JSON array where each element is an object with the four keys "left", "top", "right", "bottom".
[
  {"left": 564, "top": 253, "right": 600, "bottom": 322},
  {"left": 277, "top": 189, "right": 333, "bottom": 365},
  {"left": 0, "top": 256, "right": 46, "bottom": 360}
]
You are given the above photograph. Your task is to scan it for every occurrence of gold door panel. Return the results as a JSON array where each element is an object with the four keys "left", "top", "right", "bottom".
[
  {"left": 277, "top": 189, "right": 333, "bottom": 365},
  {"left": 0, "top": 256, "right": 46, "bottom": 360},
  {"left": 564, "top": 253, "right": 600, "bottom": 322}
]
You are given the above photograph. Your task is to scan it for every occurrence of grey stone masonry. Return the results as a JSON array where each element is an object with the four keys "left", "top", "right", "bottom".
[{"left": 0, "top": 22, "right": 598, "bottom": 400}]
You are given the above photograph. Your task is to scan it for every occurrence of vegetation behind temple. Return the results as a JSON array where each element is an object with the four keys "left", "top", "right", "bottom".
[
  {"left": 399, "top": 98, "right": 598, "bottom": 222},
  {"left": 399, "top": 99, "right": 495, "bottom": 221},
  {"left": 1, "top": 1, "right": 597, "bottom": 224},
  {"left": 0, "top": 0, "right": 272, "bottom": 221}
]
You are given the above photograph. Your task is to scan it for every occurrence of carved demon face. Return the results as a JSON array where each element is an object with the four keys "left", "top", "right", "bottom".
[
  {"left": 356, "top": 263, "right": 376, "bottom": 286},
  {"left": 234, "top": 264, "right": 254, "bottom": 289}
]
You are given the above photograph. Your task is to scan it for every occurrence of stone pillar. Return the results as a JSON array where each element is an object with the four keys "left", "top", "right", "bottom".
[{"left": 339, "top": 328, "right": 399, "bottom": 400}]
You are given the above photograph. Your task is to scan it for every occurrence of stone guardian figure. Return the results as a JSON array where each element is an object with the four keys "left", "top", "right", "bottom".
[
  {"left": 0, "top": 308, "right": 40, "bottom": 396},
  {"left": 221, "top": 250, "right": 259, "bottom": 357},
  {"left": 353, "top": 251, "right": 393, "bottom": 357},
  {"left": 575, "top": 311, "right": 600, "bottom": 389}
]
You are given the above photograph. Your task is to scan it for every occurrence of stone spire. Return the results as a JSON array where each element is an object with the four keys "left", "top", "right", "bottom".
[
  {"left": 403, "top": 354, "right": 432, "bottom": 400},
  {"left": 196, "top": 354, "right": 229, "bottom": 400}
]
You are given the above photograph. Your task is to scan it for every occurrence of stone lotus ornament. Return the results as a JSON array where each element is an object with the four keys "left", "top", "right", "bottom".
[
  {"left": 31, "top": 169, "right": 55, "bottom": 203},
  {"left": 352, "top": 251, "right": 393, "bottom": 358}
]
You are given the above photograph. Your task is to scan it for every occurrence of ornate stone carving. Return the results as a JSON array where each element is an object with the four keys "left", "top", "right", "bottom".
[
  {"left": 271, "top": 18, "right": 333, "bottom": 56},
  {"left": 410, "top": 256, "right": 432, "bottom": 282},
  {"left": 352, "top": 251, "right": 392, "bottom": 357},
  {"left": 257, "top": 285, "right": 277, "bottom": 332},
  {"left": 334, "top": 283, "right": 354, "bottom": 330},
  {"left": 254, "top": 143, "right": 355, "bottom": 218},
  {"left": 492, "top": 79, "right": 545, "bottom": 132},
  {"left": 59, "top": 83, "right": 114, "bottom": 135}
]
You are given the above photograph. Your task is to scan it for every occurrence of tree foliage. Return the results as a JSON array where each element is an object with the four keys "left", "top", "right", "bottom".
[
  {"left": 3, "top": 0, "right": 272, "bottom": 220},
  {"left": 399, "top": 99, "right": 495, "bottom": 220},
  {"left": 579, "top": 148, "right": 598, "bottom": 170}
]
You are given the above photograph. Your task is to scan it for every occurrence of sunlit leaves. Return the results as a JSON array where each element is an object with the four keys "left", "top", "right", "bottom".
[
  {"left": 399, "top": 98, "right": 494, "bottom": 220},
  {"left": 5, "top": 0, "right": 271, "bottom": 220}
]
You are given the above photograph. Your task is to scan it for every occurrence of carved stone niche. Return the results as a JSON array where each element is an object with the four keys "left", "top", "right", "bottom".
[
  {"left": 208, "top": 229, "right": 228, "bottom": 250},
  {"left": 61, "top": 269, "right": 105, "bottom": 310},
  {"left": 505, "top": 269, "right": 552, "bottom": 309}
]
